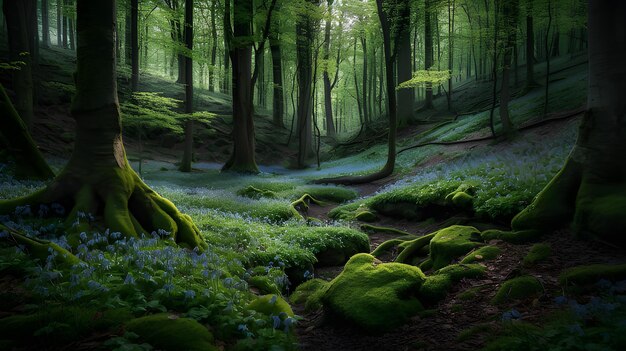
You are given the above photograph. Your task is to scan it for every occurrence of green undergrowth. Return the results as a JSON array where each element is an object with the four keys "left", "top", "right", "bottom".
[
  {"left": 492, "top": 276, "right": 544, "bottom": 304},
  {"left": 522, "top": 243, "right": 551, "bottom": 267}
]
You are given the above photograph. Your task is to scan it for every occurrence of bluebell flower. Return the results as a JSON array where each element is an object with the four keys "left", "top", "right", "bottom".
[
  {"left": 184, "top": 290, "right": 196, "bottom": 300},
  {"left": 271, "top": 315, "right": 281, "bottom": 329},
  {"left": 501, "top": 309, "right": 522, "bottom": 321},
  {"left": 124, "top": 273, "right": 136, "bottom": 285}
]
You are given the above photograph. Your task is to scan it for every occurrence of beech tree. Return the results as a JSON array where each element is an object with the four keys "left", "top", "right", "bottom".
[
  {"left": 512, "top": 0, "right": 626, "bottom": 245},
  {"left": 0, "top": 0, "right": 206, "bottom": 250}
]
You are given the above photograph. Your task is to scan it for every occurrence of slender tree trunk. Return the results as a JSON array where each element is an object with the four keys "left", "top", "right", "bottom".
[
  {"left": 125, "top": 0, "right": 132, "bottom": 65},
  {"left": 41, "top": 0, "right": 49, "bottom": 47},
  {"left": 3, "top": 0, "right": 35, "bottom": 130},
  {"left": 209, "top": 0, "right": 217, "bottom": 92},
  {"left": 447, "top": 0, "right": 454, "bottom": 111},
  {"left": 131, "top": 0, "right": 139, "bottom": 91},
  {"left": 222, "top": 0, "right": 231, "bottom": 94},
  {"left": 180, "top": 0, "right": 194, "bottom": 172},
  {"left": 360, "top": 35, "right": 369, "bottom": 124},
  {"left": 524, "top": 7, "right": 536, "bottom": 90},
  {"left": 424, "top": 0, "right": 434, "bottom": 109},
  {"left": 396, "top": 0, "right": 413, "bottom": 124},
  {"left": 544, "top": 0, "right": 552, "bottom": 117},
  {"left": 499, "top": 0, "right": 518, "bottom": 136},
  {"left": 56, "top": 0, "right": 62, "bottom": 46},
  {"left": 322, "top": 0, "right": 335, "bottom": 137}
]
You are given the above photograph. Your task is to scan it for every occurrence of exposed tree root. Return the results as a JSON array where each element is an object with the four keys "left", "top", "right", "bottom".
[
  {"left": 0, "top": 162, "right": 207, "bottom": 251},
  {"left": 0, "top": 224, "right": 80, "bottom": 266},
  {"left": 291, "top": 194, "right": 326, "bottom": 214}
]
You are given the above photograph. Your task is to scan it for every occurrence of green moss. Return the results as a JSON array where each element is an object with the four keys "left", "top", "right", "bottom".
[
  {"left": 429, "top": 226, "right": 483, "bottom": 270},
  {"left": 236, "top": 185, "right": 278, "bottom": 199},
  {"left": 445, "top": 184, "right": 476, "bottom": 209},
  {"left": 573, "top": 183, "right": 626, "bottom": 246},
  {"left": 290, "top": 278, "right": 328, "bottom": 311},
  {"left": 481, "top": 229, "right": 543, "bottom": 244},
  {"left": 321, "top": 253, "right": 425, "bottom": 332},
  {"left": 456, "top": 323, "right": 493, "bottom": 342},
  {"left": 522, "top": 243, "right": 551, "bottom": 267},
  {"left": 125, "top": 313, "right": 217, "bottom": 351},
  {"left": 248, "top": 276, "right": 281, "bottom": 295},
  {"left": 458, "top": 286, "right": 482, "bottom": 301},
  {"left": 418, "top": 275, "right": 452, "bottom": 304},
  {"left": 360, "top": 224, "right": 414, "bottom": 237},
  {"left": 395, "top": 233, "right": 436, "bottom": 264},
  {"left": 461, "top": 245, "right": 502, "bottom": 264},
  {"left": 354, "top": 210, "right": 378, "bottom": 222},
  {"left": 559, "top": 263, "right": 626, "bottom": 287},
  {"left": 492, "top": 276, "right": 544, "bottom": 304},
  {"left": 437, "top": 264, "right": 486, "bottom": 281},
  {"left": 247, "top": 294, "right": 294, "bottom": 318}
]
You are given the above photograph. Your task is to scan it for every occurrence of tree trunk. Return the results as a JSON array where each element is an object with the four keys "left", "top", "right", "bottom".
[
  {"left": 295, "top": 0, "right": 318, "bottom": 169},
  {"left": 222, "top": 0, "right": 231, "bottom": 94},
  {"left": 360, "top": 35, "right": 369, "bottom": 124},
  {"left": 397, "top": 1, "right": 413, "bottom": 123},
  {"left": 3, "top": 0, "right": 35, "bottom": 130},
  {"left": 131, "top": 0, "right": 139, "bottom": 90},
  {"left": 56, "top": 0, "right": 62, "bottom": 46},
  {"left": 512, "top": 0, "right": 626, "bottom": 246},
  {"left": 0, "top": 84, "right": 54, "bottom": 179},
  {"left": 125, "top": 0, "right": 132, "bottom": 65},
  {"left": 269, "top": 0, "right": 284, "bottom": 128},
  {"left": 315, "top": 0, "right": 398, "bottom": 185},
  {"left": 524, "top": 8, "right": 536, "bottom": 90},
  {"left": 222, "top": 0, "right": 258, "bottom": 173},
  {"left": 0, "top": 0, "right": 206, "bottom": 250},
  {"left": 42, "top": 0, "right": 50, "bottom": 47},
  {"left": 209, "top": 0, "right": 217, "bottom": 92},
  {"left": 179, "top": 0, "right": 194, "bottom": 172},
  {"left": 322, "top": 0, "right": 335, "bottom": 137},
  {"left": 424, "top": 0, "right": 434, "bottom": 109},
  {"left": 498, "top": 0, "right": 518, "bottom": 135}
]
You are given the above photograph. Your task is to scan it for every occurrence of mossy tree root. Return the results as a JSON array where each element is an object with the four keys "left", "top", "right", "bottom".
[
  {"left": 395, "top": 233, "right": 437, "bottom": 264},
  {"left": 291, "top": 194, "right": 325, "bottom": 213},
  {"left": 0, "top": 165, "right": 207, "bottom": 251},
  {"left": 0, "top": 224, "right": 80, "bottom": 266}
]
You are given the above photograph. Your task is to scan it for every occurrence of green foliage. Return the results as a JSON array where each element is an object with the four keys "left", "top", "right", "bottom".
[
  {"left": 397, "top": 70, "right": 452, "bottom": 90},
  {"left": 559, "top": 264, "right": 626, "bottom": 287},
  {"left": 290, "top": 278, "right": 328, "bottom": 311}
]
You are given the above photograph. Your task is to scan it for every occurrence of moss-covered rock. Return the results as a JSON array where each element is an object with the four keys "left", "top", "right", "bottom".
[
  {"left": 461, "top": 245, "right": 501, "bottom": 263},
  {"left": 445, "top": 184, "right": 476, "bottom": 209},
  {"left": 481, "top": 229, "right": 543, "bottom": 244},
  {"left": 125, "top": 313, "right": 217, "bottom": 351},
  {"left": 247, "top": 294, "right": 294, "bottom": 318},
  {"left": 354, "top": 209, "right": 378, "bottom": 222},
  {"left": 437, "top": 264, "right": 486, "bottom": 281},
  {"left": 429, "top": 226, "right": 483, "bottom": 270},
  {"left": 492, "top": 276, "right": 544, "bottom": 304},
  {"left": 522, "top": 243, "right": 551, "bottom": 267},
  {"left": 290, "top": 278, "right": 328, "bottom": 311},
  {"left": 418, "top": 275, "right": 453, "bottom": 304},
  {"left": 321, "top": 253, "right": 425, "bottom": 332},
  {"left": 559, "top": 263, "right": 626, "bottom": 287},
  {"left": 236, "top": 185, "right": 278, "bottom": 199}
]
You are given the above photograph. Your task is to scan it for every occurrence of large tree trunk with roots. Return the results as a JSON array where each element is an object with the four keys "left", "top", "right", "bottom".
[
  {"left": 222, "top": 0, "right": 259, "bottom": 173},
  {"left": 314, "top": 0, "right": 397, "bottom": 185},
  {"left": 512, "top": 0, "right": 626, "bottom": 246},
  {"left": 0, "top": 0, "right": 206, "bottom": 250}
]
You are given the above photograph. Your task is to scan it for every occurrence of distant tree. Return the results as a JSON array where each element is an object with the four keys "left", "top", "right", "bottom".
[
  {"left": 512, "top": 0, "right": 626, "bottom": 245},
  {"left": 0, "top": 0, "right": 206, "bottom": 250},
  {"left": 396, "top": 0, "right": 413, "bottom": 124},
  {"left": 42, "top": 0, "right": 50, "bottom": 48},
  {"left": 131, "top": 0, "right": 139, "bottom": 91},
  {"left": 3, "top": 0, "right": 37, "bottom": 130},
  {"left": 179, "top": 0, "right": 194, "bottom": 172},
  {"left": 424, "top": 0, "right": 434, "bottom": 109},
  {"left": 269, "top": 0, "right": 285, "bottom": 128},
  {"left": 322, "top": 0, "right": 336, "bottom": 137}
]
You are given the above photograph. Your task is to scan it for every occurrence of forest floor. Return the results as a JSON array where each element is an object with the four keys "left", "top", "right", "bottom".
[{"left": 2, "top": 45, "right": 626, "bottom": 350}]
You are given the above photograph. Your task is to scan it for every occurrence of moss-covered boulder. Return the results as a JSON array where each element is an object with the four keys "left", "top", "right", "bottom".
[
  {"left": 418, "top": 264, "right": 486, "bottom": 304},
  {"left": 321, "top": 253, "right": 425, "bottom": 332},
  {"left": 461, "top": 245, "right": 501, "bottom": 263},
  {"left": 522, "top": 243, "right": 551, "bottom": 267},
  {"left": 492, "top": 276, "right": 544, "bottom": 304},
  {"left": 290, "top": 278, "right": 328, "bottom": 311},
  {"left": 429, "top": 226, "right": 483, "bottom": 270},
  {"left": 559, "top": 263, "right": 626, "bottom": 287},
  {"left": 125, "top": 314, "right": 217, "bottom": 351},
  {"left": 247, "top": 294, "right": 294, "bottom": 318},
  {"left": 445, "top": 184, "right": 476, "bottom": 208}
]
